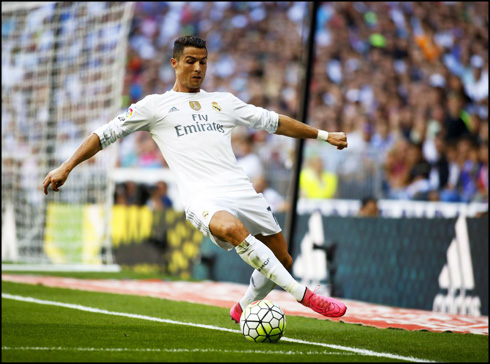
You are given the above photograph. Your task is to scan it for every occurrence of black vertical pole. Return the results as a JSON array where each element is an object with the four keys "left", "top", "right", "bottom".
[
  {"left": 40, "top": 2, "right": 62, "bottom": 258},
  {"left": 285, "top": 1, "right": 319, "bottom": 255},
  {"left": 46, "top": 2, "right": 63, "bottom": 173}
]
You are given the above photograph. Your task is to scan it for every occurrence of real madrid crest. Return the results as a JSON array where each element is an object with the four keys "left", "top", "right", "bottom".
[
  {"left": 212, "top": 102, "right": 222, "bottom": 112},
  {"left": 189, "top": 101, "right": 201, "bottom": 111}
]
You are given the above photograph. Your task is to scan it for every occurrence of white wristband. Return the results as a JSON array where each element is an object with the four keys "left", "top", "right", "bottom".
[{"left": 317, "top": 130, "right": 329, "bottom": 141}]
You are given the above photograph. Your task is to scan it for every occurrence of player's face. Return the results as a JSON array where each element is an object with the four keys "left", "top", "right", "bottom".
[{"left": 171, "top": 47, "right": 207, "bottom": 92}]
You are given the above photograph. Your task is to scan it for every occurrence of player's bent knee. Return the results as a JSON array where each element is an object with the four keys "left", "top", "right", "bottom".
[
  {"left": 210, "top": 212, "right": 249, "bottom": 246},
  {"left": 221, "top": 221, "right": 244, "bottom": 238}
]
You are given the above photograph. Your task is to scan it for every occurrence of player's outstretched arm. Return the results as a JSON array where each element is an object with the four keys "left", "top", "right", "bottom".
[
  {"left": 275, "top": 114, "right": 348, "bottom": 150},
  {"left": 43, "top": 133, "right": 102, "bottom": 195}
]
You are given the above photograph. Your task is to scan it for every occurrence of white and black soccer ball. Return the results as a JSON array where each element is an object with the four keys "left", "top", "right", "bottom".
[{"left": 240, "top": 300, "right": 286, "bottom": 343}]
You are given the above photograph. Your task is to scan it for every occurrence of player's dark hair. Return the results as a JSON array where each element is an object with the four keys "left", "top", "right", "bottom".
[{"left": 173, "top": 36, "right": 207, "bottom": 60}]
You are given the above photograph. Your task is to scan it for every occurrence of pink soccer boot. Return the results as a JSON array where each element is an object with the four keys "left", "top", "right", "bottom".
[
  {"left": 300, "top": 287, "right": 347, "bottom": 318},
  {"left": 230, "top": 302, "right": 243, "bottom": 324}
]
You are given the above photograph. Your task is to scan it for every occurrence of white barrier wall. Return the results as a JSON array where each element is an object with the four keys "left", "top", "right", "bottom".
[{"left": 297, "top": 198, "right": 488, "bottom": 218}]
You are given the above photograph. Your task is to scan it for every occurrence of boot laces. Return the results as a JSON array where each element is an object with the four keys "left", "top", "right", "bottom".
[{"left": 310, "top": 285, "right": 332, "bottom": 310}]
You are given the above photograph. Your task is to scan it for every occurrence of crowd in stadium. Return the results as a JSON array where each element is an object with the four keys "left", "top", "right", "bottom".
[{"left": 115, "top": 2, "right": 488, "bottom": 206}]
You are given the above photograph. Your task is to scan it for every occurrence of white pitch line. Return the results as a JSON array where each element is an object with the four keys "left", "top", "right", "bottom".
[
  {"left": 2, "top": 293, "right": 435, "bottom": 362},
  {"left": 2, "top": 346, "right": 354, "bottom": 356}
]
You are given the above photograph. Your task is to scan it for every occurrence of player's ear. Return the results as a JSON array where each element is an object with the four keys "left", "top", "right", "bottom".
[{"left": 170, "top": 57, "right": 178, "bottom": 69}]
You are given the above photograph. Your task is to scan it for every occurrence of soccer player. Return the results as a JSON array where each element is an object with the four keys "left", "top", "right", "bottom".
[{"left": 43, "top": 35, "right": 348, "bottom": 321}]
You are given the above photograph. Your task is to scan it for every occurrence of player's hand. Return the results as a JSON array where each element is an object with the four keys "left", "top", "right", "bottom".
[
  {"left": 326, "top": 132, "right": 348, "bottom": 150},
  {"left": 43, "top": 165, "right": 70, "bottom": 195}
]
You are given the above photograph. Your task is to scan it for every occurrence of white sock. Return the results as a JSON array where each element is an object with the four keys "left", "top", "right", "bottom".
[
  {"left": 239, "top": 269, "right": 277, "bottom": 310},
  {"left": 235, "top": 235, "right": 306, "bottom": 302}
]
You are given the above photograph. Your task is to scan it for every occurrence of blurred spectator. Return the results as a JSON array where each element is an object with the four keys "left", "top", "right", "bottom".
[
  {"left": 463, "top": 55, "right": 488, "bottom": 103},
  {"left": 252, "top": 174, "right": 289, "bottom": 213},
  {"left": 457, "top": 137, "right": 481, "bottom": 203},
  {"left": 124, "top": 181, "right": 142, "bottom": 205},
  {"left": 478, "top": 118, "right": 488, "bottom": 144},
  {"left": 147, "top": 181, "right": 173, "bottom": 210},
  {"left": 438, "top": 140, "right": 461, "bottom": 202},
  {"left": 370, "top": 116, "right": 396, "bottom": 160},
  {"left": 444, "top": 93, "right": 471, "bottom": 142},
  {"left": 114, "top": 181, "right": 148, "bottom": 206},
  {"left": 428, "top": 132, "right": 450, "bottom": 200},
  {"left": 114, "top": 184, "right": 127, "bottom": 205},
  {"left": 476, "top": 142, "right": 488, "bottom": 202},
  {"left": 383, "top": 138, "right": 411, "bottom": 197},
  {"left": 137, "top": 133, "right": 167, "bottom": 168},
  {"left": 118, "top": 132, "right": 140, "bottom": 167},
  {"left": 404, "top": 142, "right": 432, "bottom": 200},
  {"left": 422, "top": 104, "right": 445, "bottom": 163},
  {"left": 358, "top": 196, "right": 379, "bottom": 217},
  {"left": 300, "top": 155, "right": 337, "bottom": 199}
]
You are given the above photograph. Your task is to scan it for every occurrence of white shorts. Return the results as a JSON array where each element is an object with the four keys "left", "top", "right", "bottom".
[{"left": 185, "top": 190, "right": 282, "bottom": 251}]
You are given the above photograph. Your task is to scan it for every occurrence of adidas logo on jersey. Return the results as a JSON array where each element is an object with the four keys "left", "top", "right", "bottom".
[{"left": 169, "top": 107, "right": 179, "bottom": 113}]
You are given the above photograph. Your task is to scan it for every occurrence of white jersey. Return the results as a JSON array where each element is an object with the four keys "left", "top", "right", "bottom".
[{"left": 94, "top": 89, "right": 279, "bottom": 207}]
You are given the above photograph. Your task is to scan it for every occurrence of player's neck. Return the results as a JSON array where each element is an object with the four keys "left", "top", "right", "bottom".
[{"left": 172, "top": 82, "right": 201, "bottom": 93}]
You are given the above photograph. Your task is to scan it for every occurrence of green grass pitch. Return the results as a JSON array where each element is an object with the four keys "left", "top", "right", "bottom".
[{"left": 1, "top": 273, "right": 488, "bottom": 362}]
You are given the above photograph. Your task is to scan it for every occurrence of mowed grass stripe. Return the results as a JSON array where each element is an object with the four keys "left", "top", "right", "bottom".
[{"left": 2, "top": 293, "right": 434, "bottom": 363}]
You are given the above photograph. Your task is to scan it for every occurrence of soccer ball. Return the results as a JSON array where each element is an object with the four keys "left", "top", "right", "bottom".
[{"left": 240, "top": 300, "right": 286, "bottom": 343}]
